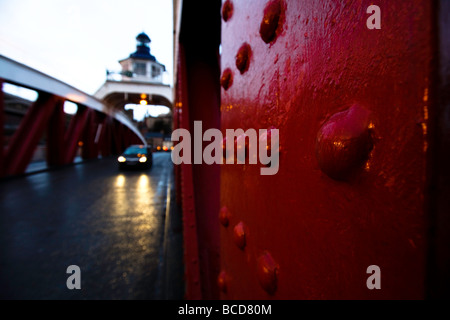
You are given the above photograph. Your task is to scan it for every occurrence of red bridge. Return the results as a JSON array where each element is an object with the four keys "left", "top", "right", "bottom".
[{"left": 1, "top": 0, "right": 449, "bottom": 300}]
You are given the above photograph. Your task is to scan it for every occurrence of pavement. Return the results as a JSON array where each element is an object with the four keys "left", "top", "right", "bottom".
[{"left": 0, "top": 152, "right": 184, "bottom": 300}]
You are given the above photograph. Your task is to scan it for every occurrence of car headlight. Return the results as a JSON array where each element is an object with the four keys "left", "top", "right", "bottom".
[
  {"left": 139, "top": 156, "right": 147, "bottom": 163},
  {"left": 118, "top": 156, "right": 126, "bottom": 163}
]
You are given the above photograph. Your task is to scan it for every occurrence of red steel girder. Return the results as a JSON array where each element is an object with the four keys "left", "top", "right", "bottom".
[
  {"left": 183, "top": 46, "right": 221, "bottom": 300},
  {"left": 174, "top": 106, "right": 183, "bottom": 206},
  {"left": 178, "top": 0, "right": 222, "bottom": 300},
  {"left": 98, "top": 116, "right": 112, "bottom": 158},
  {"left": 218, "top": 0, "right": 438, "bottom": 299},
  {"left": 64, "top": 105, "right": 90, "bottom": 164},
  {"left": 4, "top": 92, "right": 59, "bottom": 176},
  {"left": 81, "top": 109, "right": 100, "bottom": 160},
  {"left": 177, "top": 43, "right": 202, "bottom": 300},
  {"left": 426, "top": 0, "right": 450, "bottom": 299},
  {"left": 46, "top": 99, "right": 66, "bottom": 167}
]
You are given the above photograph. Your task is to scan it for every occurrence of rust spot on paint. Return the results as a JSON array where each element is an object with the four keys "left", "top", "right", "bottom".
[
  {"left": 218, "top": 270, "right": 229, "bottom": 293},
  {"left": 219, "top": 206, "right": 231, "bottom": 227},
  {"left": 233, "top": 222, "right": 246, "bottom": 249},
  {"left": 257, "top": 251, "right": 279, "bottom": 294},
  {"left": 235, "top": 43, "right": 252, "bottom": 74},
  {"left": 422, "top": 86, "right": 429, "bottom": 153},
  {"left": 259, "top": 0, "right": 286, "bottom": 44},
  {"left": 222, "top": 0, "right": 234, "bottom": 22},
  {"left": 316, "top": 104, "right": 374, "bottom": 181},
  {"left": 220, "top": 68, "right": 233, "bottom": 90}
]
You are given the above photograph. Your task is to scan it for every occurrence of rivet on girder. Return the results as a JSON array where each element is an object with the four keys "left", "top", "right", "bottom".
[
  {"left": 218, "top": 271, "right": 228, "bottom": 293},
  {"left": 219, "top": 206, "right": 231, "bottom": 227},
  {"left": 260, "top": 0, "right": 285, "bottom": 44},
  {"left": 235, "top": 43, "right": 252, "bottom": 74},
  {"left": 233, "top": 222, "right": 247, "bottom": 249},
  {"left": 257, "top": 251, "right": 279, "bottom": 295},
  {"left": 316, "top": 104, "right": 374, "bottom": 181},
  {"left": 222, "top": 0, "right": 234, "bottom": 22},
  {"left": 220, "top": 68, "right": 233, "bottom": 90}
]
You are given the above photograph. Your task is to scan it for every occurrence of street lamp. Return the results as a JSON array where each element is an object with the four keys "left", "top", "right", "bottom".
[{"left": 140, "top": 93, "right": 148, "bottom": 105}]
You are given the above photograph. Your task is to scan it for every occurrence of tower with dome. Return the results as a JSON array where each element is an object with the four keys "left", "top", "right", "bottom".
[
  {"left": 116, "top": 32, "right": 166, "bottom": 83},
  {"left": 94, "top": 32, "right": 172, "bottom": 113}
]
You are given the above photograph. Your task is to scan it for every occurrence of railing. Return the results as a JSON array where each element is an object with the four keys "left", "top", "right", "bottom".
[
  {"left": 0, "top": 54, "right": 145, "bottom": 177},
  {"left": 0, "top": 54, "right": 145, "bottom": 142}
]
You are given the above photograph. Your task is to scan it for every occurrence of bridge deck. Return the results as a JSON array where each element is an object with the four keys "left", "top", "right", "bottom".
[{"left": 0, "top": 153, "right": 183, "bottom": 299}]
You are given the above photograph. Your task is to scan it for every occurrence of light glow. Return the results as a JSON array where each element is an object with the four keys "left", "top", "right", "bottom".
[
  {"left": 115, "top": 175, "right": 125, "bottom": 187},
  {"left": 2, "top": 83, "right": 38, "bottom": 101},
  {"left": 124, "top": 104, "right": 171, "bottom": 121},
  {"left": 64, "top": 101, "right": 78, "bottom": 115}
]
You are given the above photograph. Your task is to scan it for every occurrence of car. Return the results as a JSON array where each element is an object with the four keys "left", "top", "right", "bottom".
[{"left": 118, "top": 145, "right": 153, "bottom": 170}]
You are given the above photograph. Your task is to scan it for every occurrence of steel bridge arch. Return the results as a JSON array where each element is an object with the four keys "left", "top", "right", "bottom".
[{"left": 0, "top": 55, "right": 145, "bottom": 177}]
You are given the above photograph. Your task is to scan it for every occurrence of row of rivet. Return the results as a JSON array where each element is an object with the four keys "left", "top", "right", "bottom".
[
  {"left": 218, "top": 0, "right": 374, "bottom": 298},
  {"left": 218, "top": 0, "right": 283, "bottom": 296},
  {"left": 219, "top": 206, "right": 279, "bottom": 295},
  {"left": 220, "top": 0, "right": 285, "bottom": 91},
  {"left": 222, "top": 0, "right": 374, "bottom": 180}
]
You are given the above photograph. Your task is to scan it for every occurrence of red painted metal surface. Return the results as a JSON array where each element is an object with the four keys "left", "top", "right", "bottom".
[
  {"left": 184, "top": 45, "right": 221, "bottom": 300},
  {"left": 175, "top": 44, "right": 202, "bottom": 300},
  {"left": 1, "top": 79, "right": 143, "bottom": 178},
  {"left": 64, "top": 106, "right": 90, "bottom": 164},
  {"left": 1, "top": 55, "right": 146, "bottom": 177},
  {"left": 98, "top": 116, "right": 112, "bottom": 158},
  {"left": 215, "top": 0, "right": 441, "bottom": 299},
  {"left": 81, "top": 109, "right": 96, "bottom": 160},
  {"left": 427, "top": 0, "right": 450, "bottom": 299},
  {"left": 47, "top": 100, "right": 66, "bottom": 167},
  {"left": 176, "top": 0, "right": 222, "bottom": 299},
  {"left": 4, "top": 93, "right": 59, "bottom": 176}
]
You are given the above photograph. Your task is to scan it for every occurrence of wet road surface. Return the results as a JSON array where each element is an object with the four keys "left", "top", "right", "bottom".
[{"left": 0, "top": 152, "right": 184, "bottom": 299}]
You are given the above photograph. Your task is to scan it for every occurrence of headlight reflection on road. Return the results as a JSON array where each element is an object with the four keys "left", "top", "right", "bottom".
[
  {"left": 112, "top": 173, "right": 156, "bottom": 222},
  {"left": 115, "top": 174, "right": 126, "bottom": 188},
  {"left": 137, "top": 174, "right": 150, "bottom": 194},
  {"left": 136, "top": 174, "right": 156, "bottom": 235},
  {"left": 110, "top": 172, "right": 158, "bottom": 253}
]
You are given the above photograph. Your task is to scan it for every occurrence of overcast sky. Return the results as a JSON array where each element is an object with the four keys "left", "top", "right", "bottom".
[{"left": 0, "top": 0, "right": 173, "bottom": 96}]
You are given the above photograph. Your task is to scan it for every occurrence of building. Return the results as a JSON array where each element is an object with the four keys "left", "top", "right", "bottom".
[
  {"left": 116, "top": 32, "right": 166, "bottom": 84},
  {"left": 94, "top": 32, "right": 172, "bottom": 113}
]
